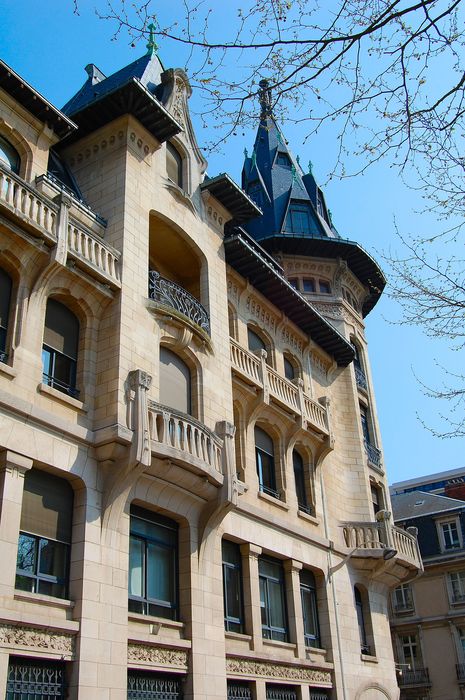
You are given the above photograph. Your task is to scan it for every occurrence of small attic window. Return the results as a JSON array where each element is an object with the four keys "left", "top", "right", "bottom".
[
  {"left": 285, "top": 204, "right": 311, "bottom": 234},
  {"left": 276, "top": 153, "right": 291, "bottom": 168},
  {"left": 166, "top": 142, "right": 183, "bottom": 188},
  {"left": 0, "top": 136, "right": 20, "bottom": 174}
]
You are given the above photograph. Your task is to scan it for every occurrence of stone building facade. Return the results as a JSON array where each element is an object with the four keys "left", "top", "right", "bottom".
[
  {"left": 0, "top": 45, "right": 421, "bottom": 700},
  {"left": 391, "top": 471, "right": 465, "bottom": 700}
]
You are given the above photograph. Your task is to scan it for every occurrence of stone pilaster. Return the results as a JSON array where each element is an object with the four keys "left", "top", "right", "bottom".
[{"left": 241, "top": 543, "right": 263, "bottom": 652}]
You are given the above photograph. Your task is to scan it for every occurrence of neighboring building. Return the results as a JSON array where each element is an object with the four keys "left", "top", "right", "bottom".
[
  {"left": 0, "top": 41, "right": 421, "bottom": 700},
  {"left": 391, "top": 474, "right": 465, "bottom": 700}
]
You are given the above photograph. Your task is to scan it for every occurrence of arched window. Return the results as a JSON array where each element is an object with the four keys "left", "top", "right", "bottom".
[
  {"left": 159, "top": 347, "right": 191, "bottom": 415},
  {"left": 255, "top": 426, "right": 278, "bottom": 499},
  {"left": 0, "top": 267, "right": 12, "bottom": 362},
  {"left": 42, "top": 299, "right": 79, "bottom": 397},
  {"left": 128, "top": 506, "right": 178, "bottom": 620},
  {"left": 247, "top": 325, "right": 272, "bottom": 366},
  {"left": 293, "top": 450, "right": 312, "bottom": 514},
  {"left": 352, "top": 342, "right": 367, "bottom": 391},
  {"left": 354, "top": 586, "right": 370, "bottom": 655},
  {"left": 0, "top": 135, "right": 20, "bottom": 174},
  {"left": 284, "top": 354, "right": 297, "bottom": 381},
  {"left": 16, "top": 469, "right": 74, "bottom": 599},
  {"left": 166, "top": 142, "right": 183, "bottom": 188},
  {"left": 300, "top": 569, "right": 320, "bottom": 648}
]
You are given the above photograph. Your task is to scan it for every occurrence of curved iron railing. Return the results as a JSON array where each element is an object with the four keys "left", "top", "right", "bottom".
[
  {"left": 148, "top": 270, "right": 210, "bottom": 335},
  {"left": 355, "top": 365, "right": 368, "bottom": 391},
  {"left": 364, "top": 440, "right": 382, "bottom": 469}
]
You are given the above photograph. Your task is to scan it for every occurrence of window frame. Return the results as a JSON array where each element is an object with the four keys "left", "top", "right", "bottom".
[
  {"left": 128, "top": 507, "right": 179, "bottom": 620},
  {"left": 392, "top": 583, "right": 415, "bottom": 614},
  {"left": 222, "top": 539, "right": 245, "bottom": 633},
  {"left": 42, "top": 299, "right": 80, "bottom": 398},
  {"left": 300, "top": 569, "right": 321, "bottom": 648},
  {"left": 437, "top": 517, "right": 463, "bottom": 552},
  {"left": 285, "top": 204, "right": 312, "bottom": 235},
  {"left": 16, "top": 531, "right": 70, "bottom": 599},
  {"left": 0, "top": 266, "right": 12, "bottom": 363},
  {"left": 259, "top": 556, "right": 288, "bottom": 642},
  {"left": 448, "top": 570, "right": 465, "bottom": 604},
  {"left": 166, "top": 141, "right": 183, "bottom": 189},
  {"left": 354, "top": 586, "right": 370, "bottom": 655},
  {"left": 255, "top": 426, "right": 279, "bottom": 500},
  {"left": 0, "top": 135, "right": 20, "bottom": 174},
  {"left": 292, "top": 449, "right": 313, "bottom": 515}
]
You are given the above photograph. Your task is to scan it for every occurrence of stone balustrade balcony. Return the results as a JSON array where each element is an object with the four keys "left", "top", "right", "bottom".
[
  {"left": 342, "top": 512, "right": 423, "bottom": 573},
  {"left": 230, "top": 338, "right": 330, "bottom": 438},
  {"left": 148, "top": 271, "right": 210, "bottom": 335},
  {"left": 147, "top": 401, "right": 223, "bottom": 487},
  {"left": 0, "top": 164, "right": 121, "bottom": 289}
]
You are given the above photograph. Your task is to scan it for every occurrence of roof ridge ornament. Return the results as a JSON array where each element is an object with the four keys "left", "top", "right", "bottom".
[
  {"left": 259, "top": 78, "right": 272, "bottom": 118},
  {"left": 146, "top": 22, "right": 158, "bottom": 56}
]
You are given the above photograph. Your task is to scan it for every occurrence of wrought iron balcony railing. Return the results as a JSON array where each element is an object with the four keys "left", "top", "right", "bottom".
[
  {"left": 364, "top": 440, "right": 382, "bottom": 470},
  {"left": 148, "top": 270, "right": 210, "bottom": 335},
  {"left": 457, "top": 663, "right": 465, "bottom": 681},
  {"left": 397, "top": 668, "right": 430, "bottom": 687},
  {"left": 355, "top": 365, "right": 368, "bottom": 391}
]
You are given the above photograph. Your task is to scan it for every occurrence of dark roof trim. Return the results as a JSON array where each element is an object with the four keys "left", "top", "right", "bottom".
[
  {"left": 257, "top": 234, "right": 386, "bottom": 316},
  {"left": 61, "top": 77, "right": 183, "bottom": 146},
  {"left": 0, "top": 60, "right": 77, "bottom": 139},
  {"left": 224, "top": 227, "right": 355, "bottom": 366},
  {"left": 201, "top": 173, "right": 262, "bottom": 224}
]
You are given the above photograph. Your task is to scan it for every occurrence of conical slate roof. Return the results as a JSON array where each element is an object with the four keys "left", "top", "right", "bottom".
[{"left": 241, "top": 81, "right": 386, "bottom": 317}]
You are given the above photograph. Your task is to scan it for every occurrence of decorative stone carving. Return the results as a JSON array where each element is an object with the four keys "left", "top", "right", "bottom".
[
  {"left": 246, "top": 296, "right": 278, "bottom": 335},
  {"left": 226, "top": 658, "right": 331, "bottom": 684},
  {"left": 128, "top": 643, "right": 188, "bottom": 669},
  {"left": 281, "top": 327, "right": 304, "bottom": 356},
  {"left": 0, "top": 624, "right": 75, "bottom": 655}
]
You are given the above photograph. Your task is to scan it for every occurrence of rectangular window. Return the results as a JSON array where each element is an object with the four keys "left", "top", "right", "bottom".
[
  {"left": 222, "top": 540, "right": 244, "bottom": 633},
  {"left": 285, "top": 204, "right": 311, "bottom": 234},
  {"left": 400, "top": 634, "right": 421, "bottom": 671},
  {"left": 128, "top": 507, "right": 178, "bottom": 620},
  {"left": 266, "top": 685, "right": 297, "bottom": 700},
  {"left": 128, "top": 671, "right": 182, "bottom": 700},
  {"left": 300, "top": 569, "right": 320, "bottom": 648},
  {"left": 255, "top": 427, "right": 279, "bottom": 499},
  {"left": 302, "top": 278, "right": 316, "bottom": 293},
  {"left": 441, "top": 520, "right": 461, "bottom": 550},
  {"left": 259, "top": 557, "right": 288, "bottom": 642},
  {"left": 16, "top": 469, "right": 73, "bottom": 600},
  {"left": 449, "top": 571, "right": 465, "bottom": 603},
  {"left": 227, "top": 681, "right": 252, "bottom": 700},
  {"left": 392, "top": 583, "right": 414, "bottom": 613}
]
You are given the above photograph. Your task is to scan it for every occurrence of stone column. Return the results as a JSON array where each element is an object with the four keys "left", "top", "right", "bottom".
[
  {"left": 283, "top": 559, "right": 305, "bottom": 658},
  {"left": 240, "top": 543, "right": 263, "bottom": 652},
  {"left": 0, "top": 450, "right": 33, "bottom": 596}
]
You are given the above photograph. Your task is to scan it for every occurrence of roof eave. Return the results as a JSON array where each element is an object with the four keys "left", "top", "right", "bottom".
[{"left": 201, "top": 173, "right": 262, "bottom": 224}]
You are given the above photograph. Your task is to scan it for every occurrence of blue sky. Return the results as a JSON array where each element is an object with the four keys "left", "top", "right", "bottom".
[{"left": 1, "top": 0, "right": 463, "bottom": 484}]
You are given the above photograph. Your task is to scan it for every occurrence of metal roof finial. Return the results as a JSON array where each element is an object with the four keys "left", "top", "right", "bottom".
[
  {"left": 259, "top": 79, "right": 272, "bottom": 118},
  {"left": 146, "top": 22, "right": 158, "bottom": 56},
  {"left": 308, "top": 160, "right": 313, "bottom": 175}
]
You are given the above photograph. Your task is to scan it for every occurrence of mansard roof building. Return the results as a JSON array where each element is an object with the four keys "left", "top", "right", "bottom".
[{"left": 0, "top": 44, "right": 421, "bottom": 700}]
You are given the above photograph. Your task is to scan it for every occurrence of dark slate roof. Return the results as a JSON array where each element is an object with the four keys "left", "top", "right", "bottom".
[
  {"left": 240, "top": 83, "right": 385, "bottom": 316},
  {"left": 60, "top": 52, "right": 182, "bottom": 146},
  {"left": 0, "top": 60, "right": 76, "bottom": 139},
  {"left": 224, "top": 226, "right": 355, "bottom": 366},
  {"left": 392, "top": 491, "right": 465, "bottom": 521},
  {"left": 200, "top": 174, "right": 261, "bottom": 224}
]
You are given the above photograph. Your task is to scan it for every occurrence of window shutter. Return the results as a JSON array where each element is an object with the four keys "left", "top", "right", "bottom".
[{"left": 20, "top": 469, "right": 73, "bottom": 543}]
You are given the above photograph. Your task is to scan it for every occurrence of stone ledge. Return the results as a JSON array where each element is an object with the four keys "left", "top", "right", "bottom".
[
  {"left": 38, "top": 382, "right": 87, "bottom": 412},
  {"left": 0, "top": 362, "right": 16, "bottom": 379}
]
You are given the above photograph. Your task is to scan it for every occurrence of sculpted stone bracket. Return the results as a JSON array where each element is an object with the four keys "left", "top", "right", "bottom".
[
  {"left": 0, "top": 623, "right": 75, "bottom": 659},
  {"left": 226, "top": 657, "right": 332, "bottom": 685},
  {"left": 128, "top": 642, "right": 188, "bottom": 671}
]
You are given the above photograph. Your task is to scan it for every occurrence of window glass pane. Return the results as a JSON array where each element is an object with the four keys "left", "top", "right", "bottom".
[
  {"left": 44, "top": 299, "right": 79, "bottom": 359},
  {"left": 21, "top": 469, "right": 73, "bottom": 543},
  {"left": 147, "top": 542, "right": 174, "bottom": 604},
  {"left": 0, "top": 136, "right": 20, "bottom": 173},
  {"left": 16, "top": 533, "right": 36, "bottom": 573},
  {"left": 302, "top": 278, "right": 315, "bottom": 293},
  {"left": 0, "top": 268, "right": 12, "bottom": 339},
  {"left": 284, "top": 357, "right": 295, "bottom": 380},
  {"left": 293, "top": 450, "right": 307, "bottom": 508},
  {"left": 129, "top": 537, "right": 144, "bottom": 597},
  {"left": 224, "top": 566, "right": 242, "bottom": 622},
  {"left": 38, "top": 538, "right": 67, "bottom": 578},
  {"left": 268, "top": 579, "right": 285, "bottom": 629},
  {"left": 166, "top": 142, "right": 183, "bottom": 187},
  {"left": 318, "top": 280, "right": 331, "bottom": 294},
  {"left": 248, "top": 328, "right": 266, "bottom": 353}
]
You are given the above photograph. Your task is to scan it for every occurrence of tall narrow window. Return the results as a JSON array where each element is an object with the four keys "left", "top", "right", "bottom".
[
  {"left": 222, "top": 540, "right": 244, "bottom": 633},
  {"left": 259, "top": 557, "right": 288, "bottom": 641},
  {"left": 285, "top": 204, "right": 311, "bottom": 234},
  {"left": 440, "top": 520, "right": 461, "bottom": 550},
  {"left": 283, "top": 355, "right": 295, "bottom": 381},
  {"left": 255, "top": 426, "right": 278, "bottom": 499},
  {"left": 354, "top": 586, "right": 370, "bottom": 655},
  {"left": 0, "top": 135, "right": 20, "bottom": 174},
  {"left": 360, "top": 405, "right": 371, "bottom": 444},
  {"left": 449, "top": 570, "right": 465, "bottom": 603},
  {"left": 166, "top": 142, "right": 183, "bottom": 188},
  {"left": 42, "top": 299, "right": 79, "bottom": 397},
  {"left": 353, "top": 343, "right": 367, "bottom": 391},
  {"left": 159, "top": 347, "right": 191, "bottom": 415},
  {"left": 300, "top": 569, "right": 320, "bottom": 648},
  {"left": 392, "top": 583, "right": 414, "bottom": 613},
  {"left": 16, "top": 469, "right": 73, "bottom": 599},
  {"left": 400, "top": 633, "right": 421, "bottom": 671},
  {"left": 0, "top": 267, "right": 12, "bottom": 362},
  {"left": 293, "top": 450, "right": 311, "bottom": 514},
  {"left": 247, "top": 327, "right": 266, "bottom": 354},
  {"left": 371, "top": 484, "right": 382, "bottom": 516},
  {"left": 128, "top": 506, "right": 178, "bottom": 620}
]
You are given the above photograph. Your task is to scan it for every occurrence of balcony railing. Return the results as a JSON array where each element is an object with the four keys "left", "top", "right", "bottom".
[
  {"left": 148, "top": 401, "right": 223, "bottom": 483},
  {"left": 342, "top": 514, "right": 423, "bottom": 571},
  {"left": 0, "top": 165, "right": 57, "bottom": 241},
  {"left": 397, "top": 668, "right": 430, "bottom": 687},
  {"left": 457, "top": 663, "right": 465, "bottom": 681},
  {"left": 230, "top": 339, "right": 330, "bottom": 437},
  {"left": 148, "top": 271, "right": 210, "bottom": 335},
  {"left": 355, "top": 365, "right": 368, "bottom": 391},
  {"left": 67, "top": 220, "right": 121, "bottom": 288},
  {"left": 364, "top": 440, "right": 382, "bottom": 470}
]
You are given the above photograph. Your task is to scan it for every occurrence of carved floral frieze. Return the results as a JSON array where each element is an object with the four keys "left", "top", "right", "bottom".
[
  {"left": 128, "top": 643, "right": 188, "bottom": 669},
  {"left": 226, "top": 657, "right": 332, "bottom": 684},
  {"left": 0, "top": 624, "right": 75, "bottom": 656}
]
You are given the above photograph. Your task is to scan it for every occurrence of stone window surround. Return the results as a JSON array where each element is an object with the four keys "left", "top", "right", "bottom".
[{"left": 436, "top": 516, "right": 463, "bottom": 553}]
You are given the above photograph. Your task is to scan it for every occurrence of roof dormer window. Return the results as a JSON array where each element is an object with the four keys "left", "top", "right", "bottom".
[
  {"left": 276, "top": 153, "right": 291, "bottom": 168},
  {"left": 285, "top": 204, "right": 311, "bottom": 234}
]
